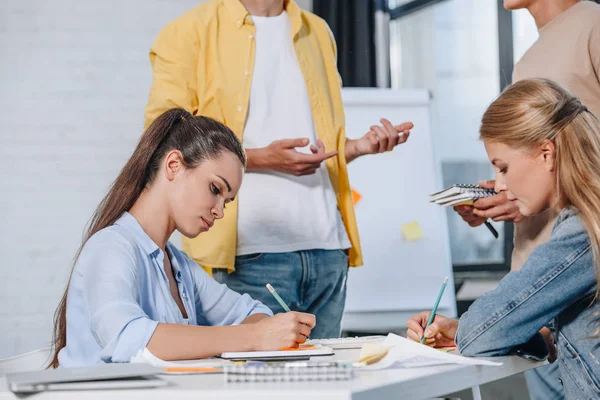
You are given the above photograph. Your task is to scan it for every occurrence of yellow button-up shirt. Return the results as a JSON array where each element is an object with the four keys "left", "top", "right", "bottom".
[{"left": 144, "top": 0, "right": 363, "bottom": 270}]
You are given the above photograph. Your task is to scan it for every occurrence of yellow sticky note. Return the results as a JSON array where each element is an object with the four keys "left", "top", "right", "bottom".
[{"left": 401, "top": 221, "right": 424, "bottom": 241}]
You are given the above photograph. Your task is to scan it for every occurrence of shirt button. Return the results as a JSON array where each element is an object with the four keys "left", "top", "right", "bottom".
[
  {"left": 237, "top": 106, "right": 243, "bottom": 111},
  {"left": 244, "top": 71, "right": 249, "bottom": 76},
  {"left": 237, "top": 20, "right": 242, "bottom": 25},
  {"left": 248, "top": 34, "right": 254, "bottom": 39}
]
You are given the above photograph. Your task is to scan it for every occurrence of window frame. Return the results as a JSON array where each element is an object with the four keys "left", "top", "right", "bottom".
[{"left": 388, "top": 0, "right": 516, "bottom": 275}]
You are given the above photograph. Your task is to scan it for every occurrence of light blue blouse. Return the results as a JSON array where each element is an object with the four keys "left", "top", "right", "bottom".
[{"left": 58, "top": 212, "right": 272, "bottom": 367}]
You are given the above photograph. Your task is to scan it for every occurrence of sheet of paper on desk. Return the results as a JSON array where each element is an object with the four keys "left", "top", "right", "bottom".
[
  {"left": 361, "top": 334, "right": 503, "bottom": 370},
  {"left": 131, "top": 348, "right": 226, "bottom": 374}
]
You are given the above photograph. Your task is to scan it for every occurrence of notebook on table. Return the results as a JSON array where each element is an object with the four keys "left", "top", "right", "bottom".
[
  {"left": 224, "top": 361, "right": 356, "bottom": 382},
  {"left": 6, "top": 363, "right": 166, "bottom": 394},
  {"left": 306, "top": 335, "right": 386, "bottom": 349},
  {"left": 429, "top": 184, "right": 496, "bottom": 207},
  {"left": 219, "top": 344, "right": 333, "bottom": 361}
]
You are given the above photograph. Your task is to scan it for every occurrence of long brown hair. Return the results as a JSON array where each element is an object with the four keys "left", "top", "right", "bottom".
[
  {"left": 49, "top": 109, "right": 246, "bottom": 367},
  {"left": 480, "top": 78, "right": 600, "bottom": 296}
]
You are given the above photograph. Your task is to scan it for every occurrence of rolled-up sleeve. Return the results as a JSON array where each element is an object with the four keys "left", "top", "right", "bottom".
[
  {"left": 186, "top": 256, "right": 273, "bottom": 325},
  {"left": 78, "top": 231, "right": 159, "bottom": 363}
]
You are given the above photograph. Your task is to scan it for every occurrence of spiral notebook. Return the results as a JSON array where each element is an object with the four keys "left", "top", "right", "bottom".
[
  {"left": 224, "top": 361, "right": 356, "bottom": 382},
  {"left": 429, "top": 184, "right": 496, "bottom": 207}
]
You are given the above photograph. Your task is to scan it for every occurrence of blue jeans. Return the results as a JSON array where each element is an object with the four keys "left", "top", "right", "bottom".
[
  {"left": 212, "top": 249, "right": 349, "bottom": 339},
  {"left": 525, "top": 362, "right": 564, "bottom": 400}
]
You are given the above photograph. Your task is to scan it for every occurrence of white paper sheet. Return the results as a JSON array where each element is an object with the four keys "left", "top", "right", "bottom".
[
  {"left": 361, "top": 334, "right": 503, "bottom": 370},
  {"left": 130, "top": 348, "right": 226, "bottom": 373}
]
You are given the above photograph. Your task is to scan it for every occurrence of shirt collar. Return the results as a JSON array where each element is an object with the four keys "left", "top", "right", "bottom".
[
  {"left": 114, "top": 212, "right": 160, "bottom": 256},
  {"left": 223, "top": 0, "right": 304, "bottom": 36}
]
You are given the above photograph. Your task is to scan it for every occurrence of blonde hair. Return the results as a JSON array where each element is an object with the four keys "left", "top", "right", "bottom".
[{"left": 480, "top": 78, "right": 600, "bottom": 298}]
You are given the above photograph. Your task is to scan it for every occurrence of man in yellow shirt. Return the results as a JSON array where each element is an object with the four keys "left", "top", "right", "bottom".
[{"left": 144, "top": 0, "right": 413, "bottom": 338}]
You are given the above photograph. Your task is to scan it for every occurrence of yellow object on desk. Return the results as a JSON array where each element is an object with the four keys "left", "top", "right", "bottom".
[{"left": 357, "top": 343, "right": 392, "bottom": 366}]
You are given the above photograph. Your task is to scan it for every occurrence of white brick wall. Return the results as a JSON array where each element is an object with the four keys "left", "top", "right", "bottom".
[{"left": 0, "top": 0, "right": 312, "bottom": 360}]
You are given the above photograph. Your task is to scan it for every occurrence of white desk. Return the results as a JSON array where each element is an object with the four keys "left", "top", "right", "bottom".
[{"left": 0, "top": 350, "right": 543, "bottom": 400}]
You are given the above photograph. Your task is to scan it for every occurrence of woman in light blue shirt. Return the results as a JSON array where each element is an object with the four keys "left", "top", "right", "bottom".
[
  {"left": 50, "top": 109, "right": 316, "bottom": 367},
  {"left": 407, "top": 79, "right": 600, "bottom": 399}
]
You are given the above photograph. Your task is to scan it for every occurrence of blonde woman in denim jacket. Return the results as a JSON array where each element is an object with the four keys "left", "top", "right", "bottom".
[{"left": 407, "top": 78, "right": 600, "bottom": 399}]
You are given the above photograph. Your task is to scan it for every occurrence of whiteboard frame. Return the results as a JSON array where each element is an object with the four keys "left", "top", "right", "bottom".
[{"left": 341, "top": 87, "right": 457, "bottom": 332}]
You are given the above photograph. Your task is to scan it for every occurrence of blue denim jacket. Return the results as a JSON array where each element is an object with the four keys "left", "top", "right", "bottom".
[{"left": 456, "top": 208, "right": 600, "bottom": 399}]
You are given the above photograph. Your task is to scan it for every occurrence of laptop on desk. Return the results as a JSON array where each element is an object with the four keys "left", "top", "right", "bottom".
[{"left": 6, "top": 363, "right": 166, "bottom": 394}]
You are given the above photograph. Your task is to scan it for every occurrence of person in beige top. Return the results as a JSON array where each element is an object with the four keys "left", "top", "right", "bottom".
[
  {"left": 457, "top": 0, "right": 600, "bottom": 270},
  {"left": 455, "top": 1, "right": 600, "bottom": 399}
]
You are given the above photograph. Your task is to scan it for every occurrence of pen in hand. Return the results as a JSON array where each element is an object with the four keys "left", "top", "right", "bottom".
[
  {"left": 421, "top": 277, "right": 449, "bottom": 344},
  {"left": 484, "top": 221, "right": 499, "bottom": 239},
  {"left": 266, "top": 283, "right": 311, "bottom": 340},
  {"left": 266, "top": 283, "right": 291, "bottom": 312}
]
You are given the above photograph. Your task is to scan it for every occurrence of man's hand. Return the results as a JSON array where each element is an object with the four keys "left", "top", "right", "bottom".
[
  {"left": 246, "top": 138, "right": 337, "bottom": 176},
  {"left": 453, "top": 180, "right": 524, "bottom": 225},
  {"left": 346, "top": 118, "right": 413, "bottom": 163}
]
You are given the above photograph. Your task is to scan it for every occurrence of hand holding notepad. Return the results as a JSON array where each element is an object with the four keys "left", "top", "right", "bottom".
[
  {"left": 429, "top": 184, "right": 497, "bottom": 207},
  {"left": 430, "top": 183, "right": 499, "bottom": 238},
  {"left": 468, "top": 180, "right": 524, "bottom": 224}
]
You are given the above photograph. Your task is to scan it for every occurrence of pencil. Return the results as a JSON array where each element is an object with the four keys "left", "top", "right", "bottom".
[
  {"left": 484, "top": 221, "right": 499, "bottom": 238},
  {"left": 266, "top": 283, "right": 291, "bottom": 312},
  {"left": 421, "top": 277, "right": 449, "bottom": 344}
]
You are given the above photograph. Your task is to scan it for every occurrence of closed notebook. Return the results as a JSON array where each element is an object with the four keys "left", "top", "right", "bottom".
[
  {"left": 220, "top": 344, "right": 333, "bottom": 360},
  {"left": 429, "top": 184, "right": 496, "bottom": 207},
  {"left": 224, "top": 361, "right": 356, "bottom": 382}
]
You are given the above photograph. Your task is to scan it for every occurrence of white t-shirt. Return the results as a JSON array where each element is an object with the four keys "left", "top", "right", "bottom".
[{"left": 236, "top": 11, "right": 350, "bottom": 256}]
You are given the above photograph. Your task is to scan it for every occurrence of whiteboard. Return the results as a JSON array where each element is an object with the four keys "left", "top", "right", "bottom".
[{"left": 342, "top": 88, "right": 457, "bottom": 331}]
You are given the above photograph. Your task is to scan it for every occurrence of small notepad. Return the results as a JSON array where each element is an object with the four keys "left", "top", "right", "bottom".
[
  {"left": 306, "top": 335, "right": 386, "bottom": 349},
  {"left": 220, "top": 344, "right": 333, "bottom": 360},
  {"left": 429, "top": 184, "right": 496, "bottom": 207},
  {"left": 224, "top": 361, "right": 356, "bottom": 382}
]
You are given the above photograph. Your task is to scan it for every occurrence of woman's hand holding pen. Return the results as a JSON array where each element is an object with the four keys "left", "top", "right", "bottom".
[
  {"left": 453, "top": 180, "right": 523, "bottom": 225},
  {"left": 250, "top": 312, "right": 316, "bottom": 350},
  {"left": 406, "top": 312, "right": 458, "bottom": 348}
]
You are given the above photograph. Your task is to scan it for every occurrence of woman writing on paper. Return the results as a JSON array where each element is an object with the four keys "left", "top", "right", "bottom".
[
  {"left": 407, "top": 78, "right": 600, "bottom": 399},
  {"left": 50, "top": 109, "right": 315, "bottom": 368}
]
